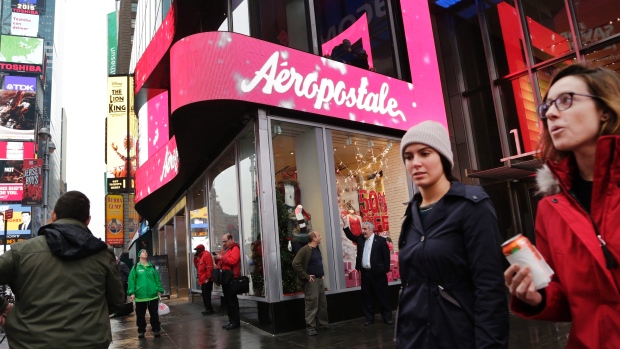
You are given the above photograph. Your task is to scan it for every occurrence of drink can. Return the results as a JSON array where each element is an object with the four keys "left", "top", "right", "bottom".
[{"left": 502, "top": 234, "right": 554, "bottom": 289}]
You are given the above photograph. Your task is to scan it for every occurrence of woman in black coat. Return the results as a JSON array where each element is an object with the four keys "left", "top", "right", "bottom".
[{"left": 396, "top": 121, "right": 509, "bottom": 349}]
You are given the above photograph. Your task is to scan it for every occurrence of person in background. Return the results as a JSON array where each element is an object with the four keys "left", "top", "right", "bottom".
[
  {"left": 396, "top": 121, "right": 509, "bottom": 348},
  {"left": 193, "top": 244, "right": 215, "bottom": 315},
  {"left": 505, "top": 63, "right": 620, "bottom": 348},
  {"left": 128, "top": 249, "right": 164, "bottom": 339},
  {"left": 0, "top": 190, "right": 125, "bottom": 349},
  {"left": 111, "top": 256, "right": 133, "bottom": 318},
  {"left": 214, "top": 233, "right": 241, "bottom": 330},
  {"left": 292, "top": 231, "right": 329, "bottom": 336},
  {"left": 341, "top": 220, "right": 392, "bottom": 326}
]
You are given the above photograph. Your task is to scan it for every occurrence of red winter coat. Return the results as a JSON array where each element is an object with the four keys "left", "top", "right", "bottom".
[
  {"left": 511, "top": 136, "right": 620, "bottom": 349},
  {"left": 219, "top": 242, "right": 241, "bottom": 278},
  {"left": 193, "top": 251, "right": 214, "bottom": 285}
]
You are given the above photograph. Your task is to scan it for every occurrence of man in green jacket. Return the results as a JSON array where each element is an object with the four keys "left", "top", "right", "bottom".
[
  {"left": 0, "top": 191, "right": 125, "bottom": 349},
  {"left": 292, "top": 231, "right": 329, "bottom": 336},
  {"left": 127, "top": 249, "right": 165, "bottom": 338}
]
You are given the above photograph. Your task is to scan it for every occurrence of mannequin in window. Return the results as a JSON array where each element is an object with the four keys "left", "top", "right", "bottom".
[{"left": 276, "top": 178, "right": 312, "bottom": 254}]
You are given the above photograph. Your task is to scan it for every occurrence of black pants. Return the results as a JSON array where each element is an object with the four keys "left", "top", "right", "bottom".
[
  {"left": 201, "top": 281, "right": 214, "bottom": 311},
  {"left": 222, "top": 283, "right": 240, "bottom": 325},
  {"left": 361, "top": 270, "right": 392, "bottom": 322},
  {"left": 135, "top": 299, "right": 160, "bottom": 333}
]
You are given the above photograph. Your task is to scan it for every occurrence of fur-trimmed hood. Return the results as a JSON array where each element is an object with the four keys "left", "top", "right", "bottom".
[{"left": 536, "top": 165, "right": 561, "bottom": 196}]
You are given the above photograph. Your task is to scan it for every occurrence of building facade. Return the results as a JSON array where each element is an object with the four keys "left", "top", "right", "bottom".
[{"left": 130, "top": 0, "right": 620, "bottom": 337}]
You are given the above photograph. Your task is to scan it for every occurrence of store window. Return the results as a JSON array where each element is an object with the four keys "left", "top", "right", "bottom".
[
  {"left": 331, "top": 130, "right": 408, "bottom": 288},
  {"left": 314, "top": 0, "right": 398, "bottom": 77},
  {"left": 499, "top": 75, "right": 541, "bottom": 155},
  {"left": 574, "top": 0, "right": 620, "bottom": 48},
  {"left": 584, "top": 40, "right": 620, "bottom": 76},
  {"left": 238, "top": 127, "right": 264, "bottom": 297},
  {"left": 254, "top": 0, "right": 311, "bottom": 52},
  {"left": 484, "top": 0, "right": 527, "bottom": 77},
  {"left": 535, "top": 58, "right": 576, "bottom": 98},
  {"left": 188, "top": 178, "right": 208, "bottom": 291},
  {"left": 232, "top": 0, "right": 250, "bottom": 35},
  {"left": 208, "top": 147, "right": 239, "bottom": 265},
  {"left": 521, "top": 0, "right": 572, "bottom": 64},
  {"left": 271, "top": 122, "right": 330, "bottom": 295}
]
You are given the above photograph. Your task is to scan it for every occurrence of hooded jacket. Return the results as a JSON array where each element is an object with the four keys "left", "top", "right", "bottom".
[
  {"left": 510, "top": 135, "right": 620, "bottom": 349},
  {"left": 0, "top": 218, "right": 125, "bottom": 349},
  {"left": 193, "top": 250, "right": 214, "bottom": 285},
  {"left": 127, "top": 261, "right": 165, "bottom": 301}
]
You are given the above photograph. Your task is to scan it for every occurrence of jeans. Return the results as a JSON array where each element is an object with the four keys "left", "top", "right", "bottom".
[
  {"left": 135, "top": 299, "right": 160, "bottom": 333},
  {"left": 201, "top": 281, "right": 214, "bottom": 311}
]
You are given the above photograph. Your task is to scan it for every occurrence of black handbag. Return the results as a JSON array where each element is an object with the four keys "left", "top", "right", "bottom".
[
  {"left": 230, "top": 276, "right": 250, "bottom": 295},
  {"left": 212, "top": 268, "right": 222, "bottom": 285},
  {"left": 213, "top": 268, "right": 233, "bottom": 286}
]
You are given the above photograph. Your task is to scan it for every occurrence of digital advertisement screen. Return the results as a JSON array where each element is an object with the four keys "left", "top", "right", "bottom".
[
  {"left": 135, "top": 136, "right": 178, "bottom": 203},
  {"left": 0, "top": 89, "right": 36, "bottom": 141},
  {"left": 0, "top": 203, "right": 32, "bottom": 244},
  {"left": 11, "top": 0, "right": 46, "bottom": 15},
  {"left": 10, "top": 12, "right": 39, "bottom": 37},
  {"left": 105, "top": 194, "right": 124, "bottom": 246},
  {"left": 106, "top": 76, "right": 136, "bottom": 179},
  {"left": 0, "top": 159, "right": 23, "bottom": 201},
  {"left": 3, "top": 75, "right": 36, "bottom": 92},
  {"left": 137, "top": 89, "right": 168, "bottom": 167},
  {"left": 0, "top": 141, "right": 35, "bottom": 159},
  {"left": 0, "top": 35, "right": 44, "bottom": 65}
]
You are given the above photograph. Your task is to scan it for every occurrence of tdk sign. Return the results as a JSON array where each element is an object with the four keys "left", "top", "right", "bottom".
[{"left": 3, "top": 76, "right": 36, "bottom": 92}]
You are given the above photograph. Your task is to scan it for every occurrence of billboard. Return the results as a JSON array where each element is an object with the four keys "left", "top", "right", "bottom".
[
  {"left": 170, "top": 31, "right": 447, "bottom": 131},
  {"left": 0, "top": 89, "right": 36, "bottom": 140},
  {"left": 0, "top": 141, "right": 35, "bottom": 159},
  {"left": 0, "top": 35, "right": 44, "bottom": 65},
  {"left": 11, "top": 0, "right": 45, "bottom": 15},
  {"left": 21, "top": 158, "right": 42, "bottom": 206},
  {"left": 3, "top": 75, "right": 36, "bottom": 92},
  {"left": 11, "top": 12, "right": 39, "bottom": 37},
  {"left": 0, "top": 159, "right": 23, "bottom": 201},
  {"left": 105, "top": 194, "right": 124, "bottom": 246},
  {"left": 137, "top": 89, "right": 168, "bottom": 166},
  {"left": 108, "top": 11, "right": 118, "bottom": 75},
  {"left": 0, "top": 204, "right": 32, "bottom": 244},
  {"left": 135, "top": 136, "right": 178, "bottom": 203},
  {"left": 106, "top": 76, "right": 137, "bottom": 179}
]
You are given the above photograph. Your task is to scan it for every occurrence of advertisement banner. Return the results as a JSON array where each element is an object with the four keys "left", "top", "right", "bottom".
[
  {"left": 0, "top": 35, "right": 44, "bottom": 65},
  {"left": 170, "top": 31, "right": 447, "bottom": 131},
  {"left": 135, "top": 136, "right": 178, "bottom": 203},
  {"left": 0, "top": 203, "right": 32, "bottom": 244},
  {"left": 0, "top": 89, "right": 36, "bottom": 140},
  {"left": 10, "top": 12, "right": 39, "bottom": 37},
  {"left": 0, "top": 141, "right": 35, "bottom": 159},
  {"left": 106, "top": 76, "right": 134, "bottom": 179},
  {"left": 105, "top": 194, "right": 124, "bottom": 246},
  {"left": 11, "top": 0, "right": 46, "bottom": 15},
  {"left": 3, "top": 75, "right": 36, "bottom": 92},
  {"left": 0, "top": 159, "right": 23, "bottom": 201},
  {"left": 137, "top": 89, "right": 168, "bottom": 167},
  {"left": 21, "top": 158, "right": 42, "bottom": 206},
  {"left": 107, "top": 11, "right": 118, "bottom": 75}
]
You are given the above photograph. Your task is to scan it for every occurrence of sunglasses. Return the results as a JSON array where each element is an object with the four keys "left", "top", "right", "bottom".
[{"left": 537, "top": 92, "right": 601, "bottom": 119}]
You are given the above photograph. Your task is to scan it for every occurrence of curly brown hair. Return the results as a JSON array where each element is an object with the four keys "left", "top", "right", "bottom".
[{"left": 539, "top": 63, "right": 620, "bottom": 162}]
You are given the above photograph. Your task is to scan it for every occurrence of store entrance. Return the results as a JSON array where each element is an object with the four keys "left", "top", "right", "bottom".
[{"left": 508, "top": 178, "right": 541, "bottom": 244}]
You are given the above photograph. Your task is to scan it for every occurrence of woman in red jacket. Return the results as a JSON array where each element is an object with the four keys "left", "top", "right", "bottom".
[{"left": 505, "top": 63, "right": 620, "bottom": 348}]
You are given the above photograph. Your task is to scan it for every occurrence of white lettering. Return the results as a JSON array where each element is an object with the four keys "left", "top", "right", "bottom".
[
  {"left": 160, "top": 147, "right": 179, "bottom": 182},
  {"left": 241, "top": 52, "right": 405, "bottom": 121}
]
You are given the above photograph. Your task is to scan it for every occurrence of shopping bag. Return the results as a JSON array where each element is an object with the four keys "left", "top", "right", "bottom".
[{"left": 158, "top": 300, "right": 170, "bottom": 315}]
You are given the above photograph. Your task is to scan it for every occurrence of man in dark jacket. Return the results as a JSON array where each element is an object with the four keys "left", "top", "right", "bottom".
[
  {"left": 342, "top": 218, "right": 392, "bottom": 325},
  {"left": 112, "top": 256, "right": 134, "bottom": 317},
  {"left": 0, "top": 191, "right": 125, "bottom": 349},
  {"left": 292, "top": 231, "right": 329, "bottom": 336}
]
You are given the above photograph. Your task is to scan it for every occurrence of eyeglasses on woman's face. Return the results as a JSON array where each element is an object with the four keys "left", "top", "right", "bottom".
[{"left": 537, "top": 92, "right": 601, "bottom": 119}]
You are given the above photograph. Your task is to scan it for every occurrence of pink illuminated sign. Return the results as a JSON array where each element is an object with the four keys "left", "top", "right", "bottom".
[
  {"left": 135, "top": 136, "right": 179, "bottom": 203},
  {"left": 321, "top": 13, "right": 374, "bottom": 70},
  {"left": 171, "top": 30, "right": 446, "bottom": 131}
]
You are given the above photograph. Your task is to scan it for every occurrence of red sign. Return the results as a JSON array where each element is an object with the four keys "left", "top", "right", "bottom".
[
  {"left": 22, "top": 158, "right": 42, "bottom": 206},
  {"left": 0, "top": 63, "right": 42, "bottom": 74},
  {"left": 135, "top": 136, "right": 179, "bottom": 203},
  {"left": 5, "top": 209, "right": 13, "bottom": 219}
]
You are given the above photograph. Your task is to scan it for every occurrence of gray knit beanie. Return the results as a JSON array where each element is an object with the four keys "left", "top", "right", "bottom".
[{"left": 400, "top": 121, "right": 454, "bottom": 168}]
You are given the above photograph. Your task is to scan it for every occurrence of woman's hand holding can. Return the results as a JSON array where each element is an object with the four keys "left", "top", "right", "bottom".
[{"left": 504, "top": 265, "right": 543, "bottom": 307}]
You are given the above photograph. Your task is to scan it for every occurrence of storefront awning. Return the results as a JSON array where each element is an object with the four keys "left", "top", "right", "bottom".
[{"left": 466, "top": 158, "right": 542, "bottom": 181}]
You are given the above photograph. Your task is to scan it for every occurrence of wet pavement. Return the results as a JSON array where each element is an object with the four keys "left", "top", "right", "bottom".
[{"left": 0, "top": 295, "right": 571, "bottom": 348}]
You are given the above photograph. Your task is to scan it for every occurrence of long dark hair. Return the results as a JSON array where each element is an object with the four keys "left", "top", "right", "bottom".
[{"left": 440, "top": 155, "right": 459, "bottom": 182}]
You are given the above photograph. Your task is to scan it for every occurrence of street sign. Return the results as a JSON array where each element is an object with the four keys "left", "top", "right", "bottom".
[{"left": 5, "top": 209, "right": 13, "bottom": 219}]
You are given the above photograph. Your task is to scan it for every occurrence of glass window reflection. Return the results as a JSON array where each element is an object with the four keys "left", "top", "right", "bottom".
[
  {"left": 574, "top": 0, "right": 620, "bottom": 48},
  {"left": 521, "top": 0, "right": 573, "bottom": 64},
  {"left": 499, "top": 75, "right": 541, "bottom": 155},
  {"left": 188, "top": 178, "right": 209, "bottom": 292},
  {"left": 314, "top": 0, "right": 397, "bottom": 77},
  {"left": 255, "top": 0, "right": 311, "bottom": 52},
  {"left": 584, "top": 40, "right": 620, "bottom": 75},
  {"left": 484, "top": 0, "right": 527, "bottom": 76},
  {"left": 238, "top": 127, "right": 264, "bottom": 297}
]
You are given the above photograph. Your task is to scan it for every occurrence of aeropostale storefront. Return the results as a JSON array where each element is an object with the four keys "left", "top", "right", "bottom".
[{"left": 131, "top": 0, "right": 457, "bottom": 334}]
